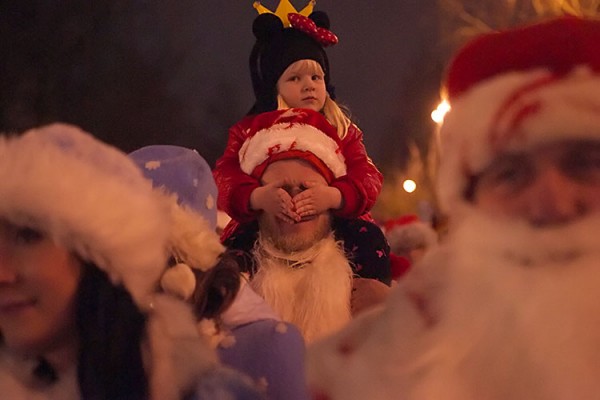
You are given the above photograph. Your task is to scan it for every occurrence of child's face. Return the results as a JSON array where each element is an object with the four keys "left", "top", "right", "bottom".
[
  {"left": 0, "top": 220, "right": 82, "bottom": 356},
  {"left": 277, "top": 60, "right": 327, "bottom": 112}
]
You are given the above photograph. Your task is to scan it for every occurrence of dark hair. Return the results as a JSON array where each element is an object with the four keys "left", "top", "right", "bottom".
[
  {"left": 76, "top": 262, "right": 149, "bottom": 399},
  {"left": 189, "top": 251, "right": 242, "bottom": 321}
]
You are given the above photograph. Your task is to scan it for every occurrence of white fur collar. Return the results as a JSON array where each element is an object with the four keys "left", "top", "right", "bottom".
[
  {"left": 0, "top": 350, "right": 79, "bottom": 400},
  {"left": 0, "top": 295, "right": 220, "bottom": 400},
  {"left": 251, "top": 234, "right": 353, "bottom": 343}
]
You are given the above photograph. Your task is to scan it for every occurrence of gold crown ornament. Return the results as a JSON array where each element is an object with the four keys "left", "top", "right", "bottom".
[{"left": 253, "top": 0, "right": 316, "bottom": 27}]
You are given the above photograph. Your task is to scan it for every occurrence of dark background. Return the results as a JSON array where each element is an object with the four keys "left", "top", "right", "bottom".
[{"left": 1, "top": 0, "right": 448, "bottom": 174}]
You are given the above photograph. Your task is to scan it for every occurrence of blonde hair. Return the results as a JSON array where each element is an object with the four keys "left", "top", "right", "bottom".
[{"left": 276, "top": 59, "right": 351, "bottom": 139}]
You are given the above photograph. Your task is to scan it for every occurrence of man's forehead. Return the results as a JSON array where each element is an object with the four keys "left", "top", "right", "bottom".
[{"left": 492, "top": 138, "right": 600, "bottom": 162}]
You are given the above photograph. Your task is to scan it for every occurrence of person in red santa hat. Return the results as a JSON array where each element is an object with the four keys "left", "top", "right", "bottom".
[
  {"left": 306, "top": 15, "right": 600, "bottom": 400},
  {"left": 383, "top": 214, "right": 438, "bottom": 281},
  {"left": 226, "top": 107, "right": 392, "bottom": 342}
]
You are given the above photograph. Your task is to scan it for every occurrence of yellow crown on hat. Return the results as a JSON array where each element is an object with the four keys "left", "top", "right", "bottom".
[{"left": 253, "top": 0, "right": 315, "bottom": 27}]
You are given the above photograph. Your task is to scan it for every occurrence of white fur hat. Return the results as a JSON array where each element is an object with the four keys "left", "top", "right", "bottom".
[
  {"left": 383, "top": 214, "right": 437, "bottom": 254},
  {"left": 0, "top": 123, "right": 170, "bottom": 307},
  {"left": 437, "top": 17, "right": 600, "bottom": 212}
]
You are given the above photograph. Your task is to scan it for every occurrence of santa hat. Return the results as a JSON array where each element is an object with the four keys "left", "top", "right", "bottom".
[
  {"left": 249, "top": 9, "right": 338, "bottom": 114},
  {"left": 438, "top": 16, "right": 600, "bottom": 212},
  {"left": 383, "top": 214, "right": 438, "bottom": 254},
  {"left": 389, "top": 253, "right": 411, "bottom": 281},
  {"left": 0, "top": 123, "right": 170, "bottom": 307},
  {"left": 239, "top": 108, "right": 346, "bottom": 182},
  {"left": 129, "top": 145, "right": 225, "bottom": 300}
]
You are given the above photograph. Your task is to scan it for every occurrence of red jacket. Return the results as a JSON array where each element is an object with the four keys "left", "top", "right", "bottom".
[{"left": 214, "top": 113, "right": 383, "bottom": 240}]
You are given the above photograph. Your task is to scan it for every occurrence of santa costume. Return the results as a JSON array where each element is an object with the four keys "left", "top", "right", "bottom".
[{"left": 306, "top": 16, "right": 600, "bottom": 400}]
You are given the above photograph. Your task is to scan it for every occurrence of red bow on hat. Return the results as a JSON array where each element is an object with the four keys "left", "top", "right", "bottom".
[{"left": 288, "top": 13, "right": 338, "bottom": 47}]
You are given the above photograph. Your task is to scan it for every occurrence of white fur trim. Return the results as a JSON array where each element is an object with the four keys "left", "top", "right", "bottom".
[
  {"left": 146, "top": 294, "right": 218, "bottom": 400},
  {"left": 160, "top": 263, "right": 196, "bottom": 300},
  {"left": 307, "top": 212, "right": 600, "bottom": 399},
  {"left": 239, "top": 122, "right": 347, "bottom": 178},
  {"left": 0, "top": 349, "right": 80, "bottom": 399},
  {"left": 438, "top": 67, "right": 600, "bottom": 213},
  {"left": 386, "top": 222, "right": 438, "bottom": 253},
  {"left": 251, "top": 234, "right": 353, "bottom": 343},
  {"left": 0, "top": 124, "right": 170, "bottom": 306},
  {"left": 167, "top": 195, "right": 224, "bottom": 271}
]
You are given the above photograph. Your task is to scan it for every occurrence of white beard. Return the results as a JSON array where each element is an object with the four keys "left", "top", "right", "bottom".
[
  {"left": 409, "top": 210, "right": 600, "bottom": 400},
  {"left": 251, "top": 233, "right": 353, "bottom": 343}
]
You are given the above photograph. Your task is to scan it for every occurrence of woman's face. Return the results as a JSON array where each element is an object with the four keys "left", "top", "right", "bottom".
[{"left": 0, "top": 220, "right": 82, "bottom": 356}]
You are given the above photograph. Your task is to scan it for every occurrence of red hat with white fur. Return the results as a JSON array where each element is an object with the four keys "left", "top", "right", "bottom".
[
  {"left": 438, "top": 16, "right": 600, "bottom": 212},
  {"left": 383, "top": 214, "right": 438, "bottom": 255},
  {"left": 239, "top": 108, "right": 346, "bottom": 182}
]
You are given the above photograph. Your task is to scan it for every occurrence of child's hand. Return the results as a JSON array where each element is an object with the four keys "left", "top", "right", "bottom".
[
  {"left": 250, "top": 182, "right": 300, "bottom": 224},
  {"left": 292, "top": 181, "right": 342, "bottom": 219}
]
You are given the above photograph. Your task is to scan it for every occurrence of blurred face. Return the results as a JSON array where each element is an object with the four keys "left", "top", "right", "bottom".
[
  {"left": 0, "top": 220, "right": 82, "bottom": 356},
  {"left": 472, "top": 140, "right": 600, "bottom": 227},
  {"left": 277, "top": 59, "right": 327, "bottom": 112},
  {"left": 259, "top": 159, "right": 332, "bottom": 252}
]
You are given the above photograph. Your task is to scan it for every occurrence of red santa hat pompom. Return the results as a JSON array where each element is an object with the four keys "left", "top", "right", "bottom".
[
  {"left": 383, "top": 214, "right": 437, "bottom": 255},
  {"left": 239, "top": 108, "right": 346, "bottom": 183},
  {"left": 438, "top": 16, "right": 600, "bottom": 212}
]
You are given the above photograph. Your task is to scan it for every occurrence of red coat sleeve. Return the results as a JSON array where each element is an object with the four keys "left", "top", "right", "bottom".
[
  {"left": 213, "top": 116, "right": 261, "bottom": 222},
  {"left": 331, "top": 124, "right": 383, "bottom": 218}
]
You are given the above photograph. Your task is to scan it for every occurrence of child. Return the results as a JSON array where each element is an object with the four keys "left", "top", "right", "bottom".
[{"left": 214, "top": 4, "right": 390, "bottom": 285}]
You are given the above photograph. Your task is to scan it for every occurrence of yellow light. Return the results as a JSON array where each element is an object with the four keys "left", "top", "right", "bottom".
[
  {"left": 403, "top": 179, "right": 417, "bottom": 193},
  {"left": 431, "top": 99, "right": 451, "bottom": 124}
]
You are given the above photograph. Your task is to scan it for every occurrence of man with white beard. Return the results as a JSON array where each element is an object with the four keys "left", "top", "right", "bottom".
[
  {"left": 232, "top": 108, "right": 391, "bottom": 343},
  {"left": 250, "top": 157, "right": 354, "bottom": 344},
  {"left": 306, "top": 16, "right": 600, "bottom": 400}
]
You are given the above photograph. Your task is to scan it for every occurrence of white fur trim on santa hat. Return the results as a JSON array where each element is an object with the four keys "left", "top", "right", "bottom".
[
  {"left": 438, "top": 66, "right": 600, "bottom": 213},
  {"left": 239, "top": 122, "right": 346, "bottom": 179},
  {"left": 166, "top": 195, "right": 225, "bottom": 271},
  {"left": 385, "top": 221, "right": 438, "bottom": 254},
  {"left": 146, "top": 294, "right": 218, "bottom": 400},
  {"left": 158, "top": 195, "right": 226, "bottom": 301},
  {"left": 0, "top": 123, "right": 170, "bottom": 307}
]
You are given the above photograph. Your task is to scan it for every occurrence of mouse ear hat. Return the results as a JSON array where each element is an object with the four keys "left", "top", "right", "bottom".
[{"left": 249, "top": 1, "right": 338, "bottom": 114}]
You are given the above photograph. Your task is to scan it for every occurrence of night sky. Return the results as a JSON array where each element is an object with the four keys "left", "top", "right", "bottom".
[{"left": 1, "top": 0, "right": 449, "bottom": 173}]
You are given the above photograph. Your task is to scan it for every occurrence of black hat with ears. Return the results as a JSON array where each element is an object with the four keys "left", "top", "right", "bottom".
[{"left": 248, "top": 11, "right": 338, "bottom": 115}]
